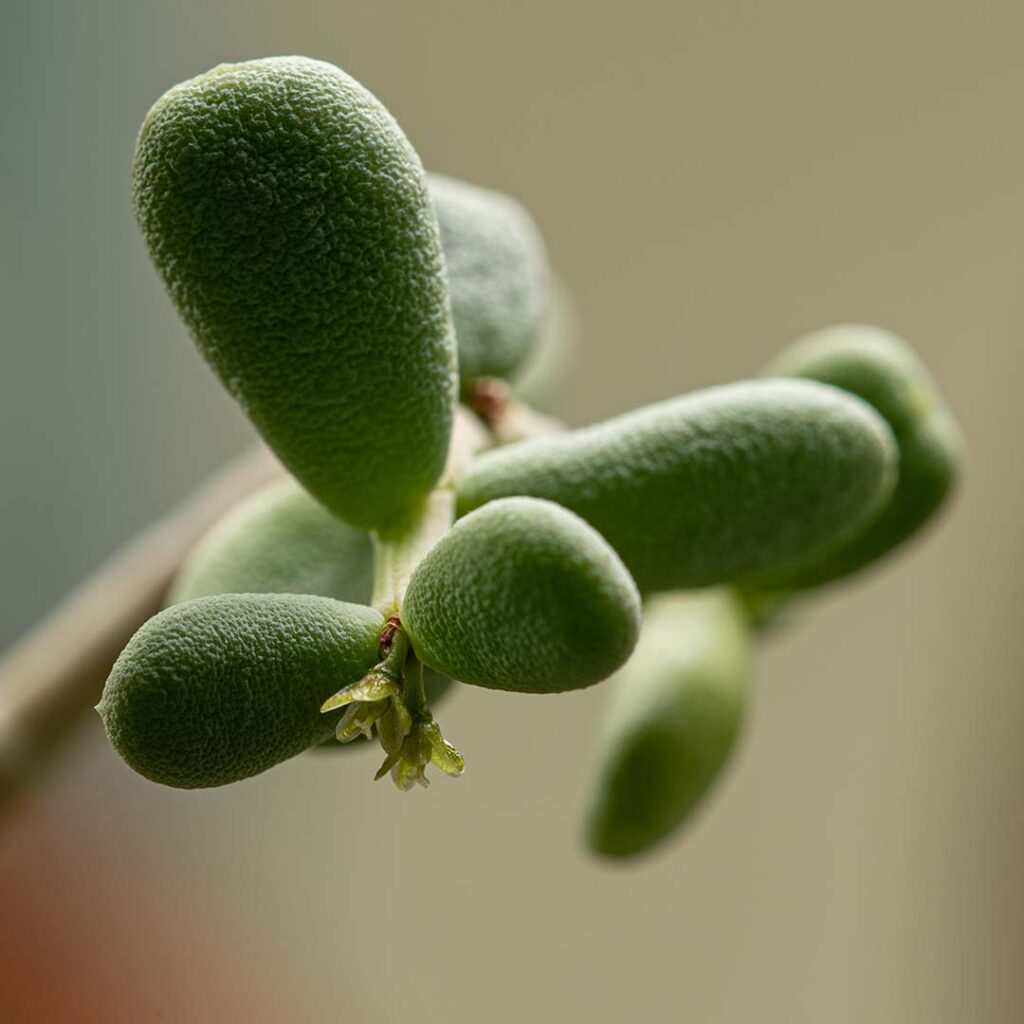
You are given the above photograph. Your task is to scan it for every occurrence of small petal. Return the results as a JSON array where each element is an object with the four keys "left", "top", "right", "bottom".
[
  {"left": 392, "top": 759, "right": 428, "bottom": 791},
  {"left": 374, "top": 750, "right": 402, "bottom": 781},
  {"left": 401, "top": 728, "right": 432, "bottom": 769},
  {"left": 423, "top": 721, "right": 465, "bottom": 776},
  {"left": 335, "top": 704, "right": 366, "bottom": 743},
  {"left": 429, "top": 741, "right": 465, "bottom": 776},
  {"left": 321, "top": 689, "right": 357, "bottom": 713},
  {"left": 335, "top": 699, "right": 388, "bottom": 743},
  {"left": 392, "top": 698, "right": 412, "bottom": 738},
  {"left": 378, "top": 703, "right": 410, "bottom": 755},
  {"left": 321, "top": 672, "right": 398, "bottom": 713}
]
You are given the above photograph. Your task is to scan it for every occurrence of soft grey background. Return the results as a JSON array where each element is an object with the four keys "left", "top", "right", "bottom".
[{"left": 2, "top": 2, "right": 1021, "bottom": 1022}]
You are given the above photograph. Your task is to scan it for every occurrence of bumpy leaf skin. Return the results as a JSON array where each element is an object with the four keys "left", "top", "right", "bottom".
[
  {"left": 585, "top": 590, "right": 751, "bottom": 859},
  {"left": 169, "top": 478, "right": 374, "bottom": 607},
  {"left": 428, "top": 174, "right": 550, "bottom": 388},
  {"left": 132, "top": 57, "right": 457, "bottom": 532},
  {"left": 457, "top": 379, "right": 898, "bottom": 593},
  {"left": 167, "top": 477, "right": 452, "bottom": 707},
  {"left": 98, "top": 595, "right": 383, "bottom": 788},
  {"left": 401, "top": 497, "right": 641, "bottom": 693},
  {"left": 748, "top": 325, "right": 964, "bottom": 589}
]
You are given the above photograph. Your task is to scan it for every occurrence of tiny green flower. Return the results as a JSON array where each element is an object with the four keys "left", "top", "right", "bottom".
[
  {"left": 320, "top": 620, "right": 464, "bottom": 790},
  {"left": 386, "top": 717, "right": 466, "bottom": 790}
]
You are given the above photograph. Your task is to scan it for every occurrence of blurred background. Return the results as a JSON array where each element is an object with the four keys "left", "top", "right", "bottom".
[{"left": 2, "top": 2, "right": 1021, "bottom": 1021}]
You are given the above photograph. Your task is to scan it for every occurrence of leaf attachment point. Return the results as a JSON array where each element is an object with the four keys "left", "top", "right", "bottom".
[{"left": 320, "top": 620, "right": 464, "bottom": 791}]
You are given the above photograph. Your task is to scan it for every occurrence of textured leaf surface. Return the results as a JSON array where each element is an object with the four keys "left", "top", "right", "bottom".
[
  {"left": 402, "top": 497, "right": 641, "bottom": 693},
  {"left": 98, "top": 594, "right": 384, "bottom": 788},
  {"left": 429, "top": 173, "right": 550, "bottom": 387},
  {"left": 167, "top": 477, "right": 452, "bottom": 708},
  {"left": 132, "top": 57, "right": 457, "bottom": 531},
  {"left": 584, "top": 590, "right": 751, "bottom": 858},
  {"left": 169, "top": 478, "right": 374, "bottom": 607},
  {"left": 749, "top": 324, "right": 964, "bottom": 589},
  {"left": 457, "top": 379, "right": 898, "bottom": 593}
]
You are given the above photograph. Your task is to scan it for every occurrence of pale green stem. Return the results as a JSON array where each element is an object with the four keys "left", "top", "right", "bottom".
[
  {"left": 370, "top": 488, "right": 455, "bottom": 614},
  {"left": 380, "top": 627, "right": 410, "bottom": 680},
  {"left": 368, "top": 405, "right": 494, "bottom": 615},
  {"left": 402, "top": 653, "right": 427, "bottom": 719}
]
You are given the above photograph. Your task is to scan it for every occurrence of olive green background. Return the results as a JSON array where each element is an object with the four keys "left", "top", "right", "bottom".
[{"left": 1, "top": 2, "right": 1021, "bottom": 1021}]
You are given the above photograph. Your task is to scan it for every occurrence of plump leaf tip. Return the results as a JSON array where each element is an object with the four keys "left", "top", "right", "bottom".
[
  {"left": 584, "top": 590, "right": 752, "bottom": 859},
  {"left": 401, "top": 497, "right": 642, "bottom": 693},
  {"left": 97, "top": 594, "right": 384, "bottom": 788},
  {"left": 457, "top": 379, "right": 899, "bottom": 593},
  {"left": 428, "top": 172, "right": 551, "bottom": 389},
  {"left": 745, "top": 324, "right": 964, "bottom": 591},
  {"left": 132, "top": 56, "right": 457, "bottom": 533}
]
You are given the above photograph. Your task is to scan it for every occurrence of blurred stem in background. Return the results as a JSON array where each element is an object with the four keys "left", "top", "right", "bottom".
[{"left": 0, "top": 444, "right": 282, "bottom": 812}]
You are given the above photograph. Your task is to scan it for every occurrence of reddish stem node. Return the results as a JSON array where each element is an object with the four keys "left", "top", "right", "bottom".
[{"left": 467, "top": 377, "right": 510, "bottom": 428}]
